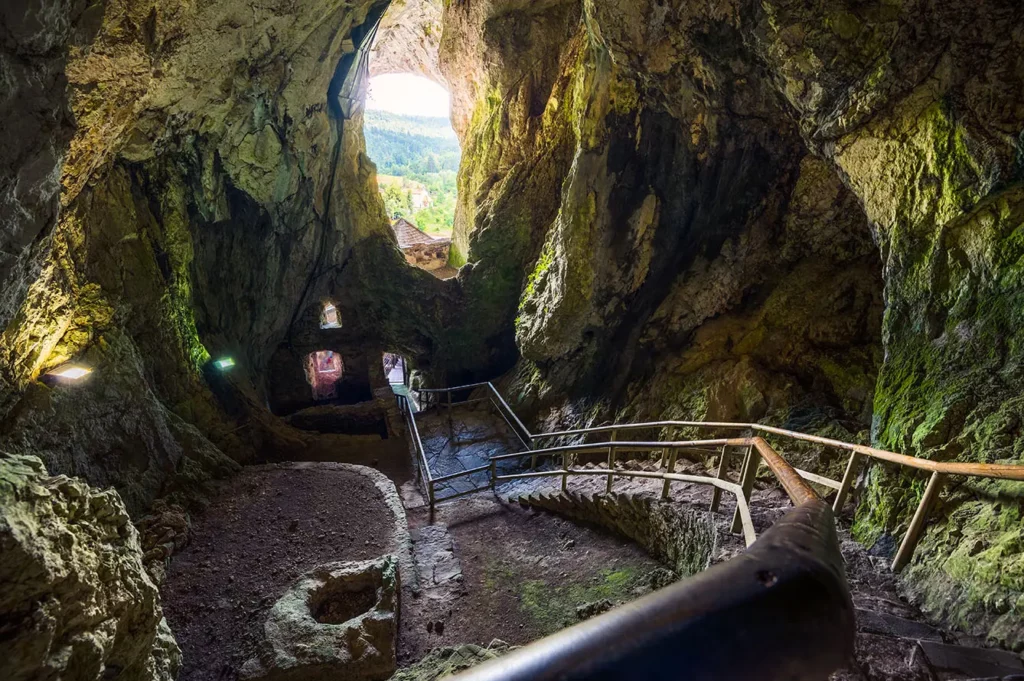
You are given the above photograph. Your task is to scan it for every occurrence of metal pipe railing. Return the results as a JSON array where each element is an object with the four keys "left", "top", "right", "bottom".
[
  {"left": 407, "top": 387, "right": 858, "bottom": 679},
  {"left": 534, "top": 419, "right": 1024, "bottom": 481},
  {"left": 397, "top": 394, "right": 436, "bottom": 517},
  {"left": 494, "top": 466, "right": 757, "bottom": 547}
]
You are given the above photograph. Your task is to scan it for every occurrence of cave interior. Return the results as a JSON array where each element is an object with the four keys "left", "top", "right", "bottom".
[{"left": 3, "top": 0, "right": 1024, "bottom": 679}]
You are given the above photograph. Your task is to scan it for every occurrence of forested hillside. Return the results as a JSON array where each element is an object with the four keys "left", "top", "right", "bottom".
[{"left": 365, "top": 110, "right": 460, "bottom": 235}]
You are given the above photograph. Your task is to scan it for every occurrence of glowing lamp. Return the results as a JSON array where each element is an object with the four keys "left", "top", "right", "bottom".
[
  {"left": 49, "top": 365, "right": 92, "bottom": 380},
  {"left": 213, "top": 357, "right": 235, "bottom": 370}
]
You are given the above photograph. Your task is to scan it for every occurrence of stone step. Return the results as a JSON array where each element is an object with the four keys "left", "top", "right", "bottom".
[
  {"left": 912, "top": 640, "right": 1024, "bottom": 679},
  {"left": 855, "top": 608, "right": 943, "bottom": 642},
  {"left": 409, "top": 524, "right": 463, "bottom": 601}
]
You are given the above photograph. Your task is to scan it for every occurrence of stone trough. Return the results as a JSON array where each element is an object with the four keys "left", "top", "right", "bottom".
[{"left": 241, "top": 556, "right": 399, "bottom": 681}]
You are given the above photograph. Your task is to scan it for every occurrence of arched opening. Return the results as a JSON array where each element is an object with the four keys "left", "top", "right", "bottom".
[
  {"left": 306, "top": 350, "right": 344, "bottom": 402},
  {"left": 320, "top": 301, "right": 342, "bottom": 329},
  {"left": 383, "top": 352, "right": 406, "bottom": 385},
  {"left": 364, "top": 72, "right": 460, "bottom": 280}
]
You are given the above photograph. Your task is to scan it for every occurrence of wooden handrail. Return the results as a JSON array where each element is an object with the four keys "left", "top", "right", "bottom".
[
  {"left": 750, "top": 437, "right": 817, "bottom": 506},
  {"left": 411, "top": 381, "right": 1024, "bottom": 571},
  {"left": 532, "top": 419, "right": 1024, "bottom": 481}
]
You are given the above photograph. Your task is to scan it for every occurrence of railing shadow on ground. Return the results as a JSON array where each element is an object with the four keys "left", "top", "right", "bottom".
[{"left": 394, "top": 381, "right": 1024, "bottom": 680}]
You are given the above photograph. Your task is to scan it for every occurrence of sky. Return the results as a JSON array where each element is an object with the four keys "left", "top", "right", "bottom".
[{"left": 366, "top": 74, "right": 452, "bottom": 118}]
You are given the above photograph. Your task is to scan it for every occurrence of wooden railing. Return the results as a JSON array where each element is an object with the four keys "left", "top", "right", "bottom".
[{"left": 408, "top": 382, "right": 1024, "bottom": 573}]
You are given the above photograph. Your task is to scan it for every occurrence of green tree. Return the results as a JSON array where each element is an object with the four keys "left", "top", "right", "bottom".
[{"left": 382, "top": 184, "right": 409, "bottom": 218}]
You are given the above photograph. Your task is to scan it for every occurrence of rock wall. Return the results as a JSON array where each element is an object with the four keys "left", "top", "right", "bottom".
[
  {"left": 513, "top": 490, "right": 718, "bottom": 579},
  {"left": 749, "top": 0, "right": 1024, "bottom": 649},
  {"left": 443, "top": 0, "right": 881, "bottom": 446},
  {"left": 370, "top": 0, "right": 444, "bottom": 84},
  {"left": 441, "top": 0, "right": 1024, "bottom": 651},
  {"left": 0, "top": 454, "right": 180, "bottom": 681},
  {"left": 0, "top": 0, "right": 462, "bottom": 514}
]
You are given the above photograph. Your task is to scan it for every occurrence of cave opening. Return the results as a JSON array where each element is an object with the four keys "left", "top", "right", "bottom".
[
  {"left": 320, "top": 301, "right": 342, "bottom": 329},
  {"left": 306, "top": 350, "right": 344, "bottom": 402},
  {"left": 363, "top": 71, "right": 461, "bottom": 279},
  {"left": 383, "top": 352, "right": 406, "bottom": 385}
]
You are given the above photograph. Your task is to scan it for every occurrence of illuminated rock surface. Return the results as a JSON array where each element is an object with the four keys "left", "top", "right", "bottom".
[{"left": 0, "top": 454, "right": 180, "bottom": 681}]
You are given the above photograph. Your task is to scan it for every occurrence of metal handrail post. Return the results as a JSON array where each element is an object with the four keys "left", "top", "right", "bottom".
[
  {"left": 661, "top": 449, "right": 678, "bottom": 499},
  {"left": 606, "top": 429, "right": 617, "bottom": 493},
  {"left": 710, "top": 443, "right": 733, "bottom": 512}
]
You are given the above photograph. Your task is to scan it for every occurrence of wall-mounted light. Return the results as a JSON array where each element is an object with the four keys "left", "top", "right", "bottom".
[
  {"left": 213, "top": 357, "right": 235, "bottom": 370},
  {"left": 46, "top": 365, "right": 93, "bottom": 382}
]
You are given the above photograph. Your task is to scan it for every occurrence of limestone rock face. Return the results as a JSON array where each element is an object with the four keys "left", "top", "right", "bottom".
[
  {"left": 370, "top": 0, "right": 444, "bottom": 84},
  {"left": 748, "top": 0, "right": 1024, "bottom": 649},
  {"left": 442, "top": 0, "right": 1024, "bottom": 651},
  {"left": 443, "top": 0, "right": 881, "bottom": 430},
  {"left": 0, "top": 454, "right": 180, "bottom": 681},
  {"left": 0, "top": 0, "right": 93, "bottom": 330},
  {"left": 242, "top": 556, "right": 399, "bottom": 681},
  {"left": 0, "top": 0, "right": 457, "bottom": 512}
]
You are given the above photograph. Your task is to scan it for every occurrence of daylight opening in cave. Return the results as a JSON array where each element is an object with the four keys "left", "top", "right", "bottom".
[
  {"left": 320, "top": 302, "right": 342, "bottom": 329},
  {"left": 364, "top": 73, "right": 460, "bottom": 279},
  {"left": 383, "top": 352, "right": 406, "bottom": 385},
  {"left": 306, "top": 351, "right": 344, "bottom": 401}
]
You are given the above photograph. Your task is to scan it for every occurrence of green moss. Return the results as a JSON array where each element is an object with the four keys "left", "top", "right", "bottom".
[
  {"left": 827, "top": 12, "right": 862, "bottom": 40},
  {"left": 516, "top": 567, "right": 643, "bottom": 634}
]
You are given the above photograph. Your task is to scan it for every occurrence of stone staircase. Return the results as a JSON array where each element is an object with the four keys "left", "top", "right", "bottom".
[{"left": 506, "top": 488, "right": 716, "bottom": 577}]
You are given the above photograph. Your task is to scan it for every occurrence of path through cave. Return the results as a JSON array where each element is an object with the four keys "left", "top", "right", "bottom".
[{"left": 159, "top": 405, "right": 1024, "bottom": 681}]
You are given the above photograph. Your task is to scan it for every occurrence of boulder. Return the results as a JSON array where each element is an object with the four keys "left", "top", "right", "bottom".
[
  {"left": 242, "top": 556, "right": 399, "bottom": 681},
  {"left": 0, "top": 453, "right": 180, "bottom": 681}
]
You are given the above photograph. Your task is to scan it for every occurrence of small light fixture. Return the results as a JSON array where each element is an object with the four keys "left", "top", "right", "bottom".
[
  {"left": 47, "top": 365, "right": 92, "bottom": 381},
  {"left": 213, "top": 357, "right": 235, "bottom": 370}
]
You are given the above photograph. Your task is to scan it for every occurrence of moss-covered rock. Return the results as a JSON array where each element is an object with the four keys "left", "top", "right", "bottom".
[
  {"left": 0, "top": 453, "right": 180, "bottom": 681},
  {"left": 753, "top": 0, "right": 1024, "bottom": 649}
]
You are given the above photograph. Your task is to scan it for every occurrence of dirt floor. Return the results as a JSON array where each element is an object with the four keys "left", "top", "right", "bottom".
[
  {"left": 161, "top": 466, "right": 395, "bottom": 681},
  {"left": 399, "top": 494, "right": 666, "bottom": 664}
]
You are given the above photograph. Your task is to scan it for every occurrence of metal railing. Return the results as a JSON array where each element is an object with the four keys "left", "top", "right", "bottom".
[
  {"left": 396, "top": 383, "right": 535, "bottom": 514},
  {"left": 417, "top": 382, "right": 533, "bottom": 451},
  {"left": 406, "top": 382, "right": 1024, "bottom": 573},
  {"left": 487, "top": 438, "right": 759, "bottom": 546},
  {"left": 406, "top": 385, "right": 757, "bottom": 540}
]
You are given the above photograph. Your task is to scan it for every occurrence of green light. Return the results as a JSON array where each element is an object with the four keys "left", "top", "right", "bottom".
[{"left": 214, "top": 357, "right": 235, "bottom": 370}]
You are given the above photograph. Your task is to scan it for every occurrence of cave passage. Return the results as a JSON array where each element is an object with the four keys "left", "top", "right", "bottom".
[
  {"left": 320, "top": 302, "right": 342, "bottom": 329},
  {"left": 383, "top": 352, "right": 406, "bottom": 385}
]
